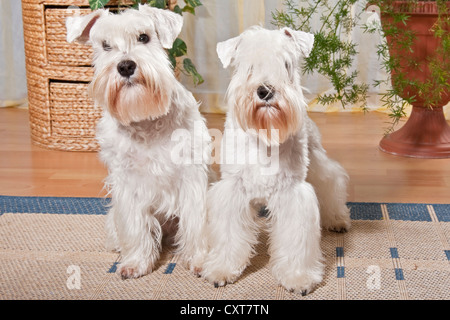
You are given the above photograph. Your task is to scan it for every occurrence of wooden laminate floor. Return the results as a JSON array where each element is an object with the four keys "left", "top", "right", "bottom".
[{"left": 1, "top": 108, "right": 449, "bottom": 204}]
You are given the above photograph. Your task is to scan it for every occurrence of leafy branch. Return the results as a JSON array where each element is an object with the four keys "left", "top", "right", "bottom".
[
  {"left": 272, "top": 0, "right": 369, "bottom": 111},
  {"left": 89, "top": 0, "right": 204, "bottom": 86},
  {"left": 273, "top": 0, "right": 450, "bottom": 134}
]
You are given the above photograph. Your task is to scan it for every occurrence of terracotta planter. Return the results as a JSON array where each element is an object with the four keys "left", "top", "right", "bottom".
[{"left": 378, "top": 1, "right": 450, "bottom": 158}]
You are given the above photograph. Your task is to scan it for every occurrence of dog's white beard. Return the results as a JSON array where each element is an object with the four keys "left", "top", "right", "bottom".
[
  {"left": 91, "top": 67, "right": 172, "bottom": 125},
  {"left": 232, "top": 91, "right": 302, "bottom": 146},
  {"left": 109, "top": 81, "right": 171, "bottom": 125}
]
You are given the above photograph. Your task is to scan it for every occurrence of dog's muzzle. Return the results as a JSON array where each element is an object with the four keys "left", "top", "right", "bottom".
[{"left": 117, "top": 60, "right": 137, "bottom": 78}]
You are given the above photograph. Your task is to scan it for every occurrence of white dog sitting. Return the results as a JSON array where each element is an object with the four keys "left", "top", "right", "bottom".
[
  {"left": 201, "top": 26, "right": 351, "bottom": 294},
  {"left": 66, "top": 5, "right": 211, "bottom": 279}
]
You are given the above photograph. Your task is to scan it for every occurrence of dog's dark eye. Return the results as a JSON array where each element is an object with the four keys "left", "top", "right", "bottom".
[
  {"left": 285, "top": 62, "right": 290, "bottom": 73},
  {"left": 285, "top": 61, "right": 296, "bottom": 82},
  {"left": 102, "top": 41, "right": 112, "bottom": 51},
  {"left": 138, "top": 34, "right": 150, "bottom": 44}
]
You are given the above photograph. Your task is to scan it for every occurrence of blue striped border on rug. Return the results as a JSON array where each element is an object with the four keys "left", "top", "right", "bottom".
[
  {"left": 445, "top": 250, "right": 450, "bottom": 261},
  {"left": 108, "top": 262, "right": 120, "bottom": 273},
  {"left": 1, "top": 196, "right": 449, "bottom": 221},
  {"left": 347, "top": 202, "right": 383, "bottom": 220},
  {"left": 0, "top": 196, "right": 110, "bottom": 215},
  {"left": 433, "top": 204, "right": 450, "bottom": 222},
  {"left": 348, "top": 202, "right": 450, "bottom": 222},
  {"left": 164, "top": 263, "right": 177, "bottom": 274},
  {"left": 386, "top": 203, "right": 431, "bottom": 222}
]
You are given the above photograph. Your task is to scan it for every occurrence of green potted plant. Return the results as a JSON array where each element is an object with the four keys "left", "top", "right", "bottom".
[
  {"left": 89, "top": 0, "right": 204, "bottom": 86},
  {"left": 370, "top": 0, "right": 450, "bottom": 158},
  {"left": 272, "top": 0, "right": 450, "bottom": 158},
  {"left": 272, "top": 0, "right": 370, "bottom": 111}
]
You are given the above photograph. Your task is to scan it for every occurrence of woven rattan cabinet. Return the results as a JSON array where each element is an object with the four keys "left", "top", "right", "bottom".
[{"left": 22, "top": 0, "right": 100, "bottom": 151}]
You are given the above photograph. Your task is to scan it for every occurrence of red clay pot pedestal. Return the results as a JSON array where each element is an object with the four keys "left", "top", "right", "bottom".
[
  {"left": 378, "top": 1, "right": 450, "bottom": 158},
  {"left": 379, "top": 105, "right": 450, "bottom": 158}
]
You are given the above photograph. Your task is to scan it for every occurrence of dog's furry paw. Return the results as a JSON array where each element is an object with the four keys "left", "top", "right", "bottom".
[
  {"left": 185, "top": 260, "right": 203, "bottom": 278},
  {"left": 118, "top": 261, "right": 150, "bottom": 279},
  {"left": 326, "top": 219, "right": 351, "bottom": 233},
  {"left": 178, "top": 251, "right": 206, "bottom": 277},
  {"left": 202, "top": 272, "right": 238, "bottom": 288},
  {"left": 322, "top": 213, "right": 351, "bottom": 233},
  {"left": 272, "top": 260, "right": 324, "bottom": 296},
  {"left": 278, "top": 271, "right": 323, "bottom": 296},
  {"left": 201, "top": 265, "right": 246, "bottom": 288}
]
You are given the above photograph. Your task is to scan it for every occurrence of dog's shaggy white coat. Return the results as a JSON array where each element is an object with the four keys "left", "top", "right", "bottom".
[
  {"left": 201, "top": 26, "right": 351, "bottom": 294},
  {"left": 67, "top": 5, "right": 211, "bottom": 279}
]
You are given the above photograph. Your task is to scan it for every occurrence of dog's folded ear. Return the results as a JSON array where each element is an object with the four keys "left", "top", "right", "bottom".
[
  {"left": 216, "top": 35, "right": 241, "bottom": 69},
  {"left": 138, "top": 4, "right": 183, "bottom": 49},
  {"left": 282, "top": 27, "right": 315, "bottom": 58},
  {"left": 66, "top": 9, "right": 108, "bottom": 44}
]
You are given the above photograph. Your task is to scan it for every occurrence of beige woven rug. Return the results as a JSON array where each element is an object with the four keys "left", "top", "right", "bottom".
[{"left": 0, "top": 197, "right": 449, "bottom": 300}]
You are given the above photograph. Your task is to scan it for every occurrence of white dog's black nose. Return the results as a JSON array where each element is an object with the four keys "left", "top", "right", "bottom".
[
  {"left": 117, "top": 60, "right": 137, "bottom": 78},
  {"left": 257, "top": 85, "right": 275, "bottom": 101}
]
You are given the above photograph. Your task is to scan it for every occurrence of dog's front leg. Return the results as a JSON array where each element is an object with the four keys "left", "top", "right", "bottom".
[
  {"left": 267, "top": 181, "right": 324, "bottom": 295},
  {"left": 174, "top": 168, "right": 209, "bottom": 276},
  {"left": 202, "top": 177, "right": 259, "bottom": 287},
  {"left": 105, "top": 205, "right": 120, "bottom": 253},
  {"left": 112, "top": 196, "right": 162, "bottom": 279}
]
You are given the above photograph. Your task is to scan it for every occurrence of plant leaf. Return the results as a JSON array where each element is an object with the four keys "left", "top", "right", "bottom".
[
  {"left": 168, "top": 38, "right": 187, "bottom": 57},
  {"left": 172, "top": 5, "right": 183, "bottom": 15},
  {"left": 89, "top": 0, "right": 110, "bottom": 10},
  {"left": 184, "top": 0, "right": 202, "bottom": 8},
  {"left": 148, "top": 0, "right": 167, "bottom": 9},
  {"left": 183, "top": 58, "right": 204, "bottom": 86},
  {"left": 182, "top": 5, "right": 195, "bottom": 15}
]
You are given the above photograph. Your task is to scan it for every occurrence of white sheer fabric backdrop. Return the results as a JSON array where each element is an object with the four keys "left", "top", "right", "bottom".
[
  {"left": 0, "top": 0, "right": 27, "bottom": 108},
  {"left": 1, "top": 0, "right": 448, "bottom": 118},
  {"left": 179, "top": 0, "right": 449, "bottom": 118}
]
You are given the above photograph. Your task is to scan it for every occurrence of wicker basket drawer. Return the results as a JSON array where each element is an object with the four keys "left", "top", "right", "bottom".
[
  {"left": 22, "top": 0, "right": 103, "bottom": 151},
  {"left": 45, "top": 8, "right": 93, "bottom": 67},
  {"left": 49, "top": 82, "right": 100, "bottom": 138}
]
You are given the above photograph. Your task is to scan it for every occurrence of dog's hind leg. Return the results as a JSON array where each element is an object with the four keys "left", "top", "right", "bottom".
[
  {"left": 305, "top": 119, "right": 351, "bottom": 232},
  {"left": 306, "top": 146, "right": 351, "bottom": 233}
]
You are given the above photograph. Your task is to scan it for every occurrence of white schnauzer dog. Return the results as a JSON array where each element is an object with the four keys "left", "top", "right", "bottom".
[
  {"left": 66, "top": 5, "right": 211, "bottom": 279},
  {"left": 201, "top": 26, "right": 351, "bottom": 294}
]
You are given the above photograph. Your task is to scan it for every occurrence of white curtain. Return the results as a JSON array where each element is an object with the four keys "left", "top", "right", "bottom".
[
  {"left": 0, "top": 0, "right": 27, "bottom": 108},
  {"left": 179, "top": 0, "right": 450, "bottom": 118}
]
